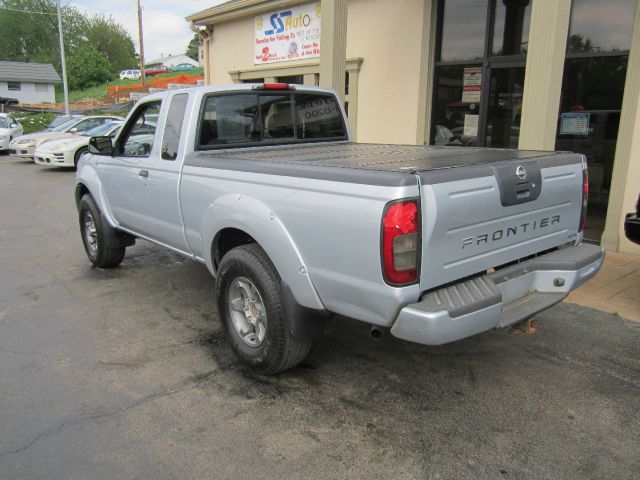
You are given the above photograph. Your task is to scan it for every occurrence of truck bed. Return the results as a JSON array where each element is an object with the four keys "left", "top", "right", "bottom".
[{"left": 184, "top": 143, "right": 571, "bottom": 186}]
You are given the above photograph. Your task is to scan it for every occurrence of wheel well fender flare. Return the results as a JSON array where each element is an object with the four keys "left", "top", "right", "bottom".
[
  {"left": 75, "top": 165, "right": 118, "bottom": 229},
  {"left": 200, "top": 193, "right": 324, "bottom": 310}
]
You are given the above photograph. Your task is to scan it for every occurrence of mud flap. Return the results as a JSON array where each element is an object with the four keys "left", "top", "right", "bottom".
[
  {"left": 281, "top": 282, "right": 328, "bottom": 341},
  {"left": 100, "top": 212, "right": 136, "bottom": 249}
]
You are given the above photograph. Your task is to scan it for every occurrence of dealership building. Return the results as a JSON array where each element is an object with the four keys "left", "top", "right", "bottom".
[{"left": 187, "top": 0, "right": 640, "bottom": 254}]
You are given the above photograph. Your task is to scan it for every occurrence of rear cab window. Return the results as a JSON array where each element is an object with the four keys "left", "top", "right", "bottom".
[{"left": 196, "top": 90, "right": 347, "bottom": 149}]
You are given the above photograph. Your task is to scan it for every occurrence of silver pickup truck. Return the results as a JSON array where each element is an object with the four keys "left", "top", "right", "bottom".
[{"left": 76, "top": 84, "right": 604, "bottom": 374}]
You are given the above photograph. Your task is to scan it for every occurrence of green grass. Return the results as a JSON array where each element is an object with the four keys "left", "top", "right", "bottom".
[{"left": 57, "top": 68, "right": 205, "bottom": 102}]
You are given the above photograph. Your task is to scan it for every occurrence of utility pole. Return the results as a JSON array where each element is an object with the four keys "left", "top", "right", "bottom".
[
  {"left": 56, "top": 0, "right": 70, "bottom": 115},
  {"left": 137, "top": 0, "right": 146, "bottom": 86}
]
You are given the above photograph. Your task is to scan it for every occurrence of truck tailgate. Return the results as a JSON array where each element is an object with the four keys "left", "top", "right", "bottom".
[{"left": 418, "top": 153, "right": 584, "bottom": 291}]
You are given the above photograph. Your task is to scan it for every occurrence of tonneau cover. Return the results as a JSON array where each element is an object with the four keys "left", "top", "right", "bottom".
[{"left": 185, "top": 143, "right": 573, "bottom": 186}]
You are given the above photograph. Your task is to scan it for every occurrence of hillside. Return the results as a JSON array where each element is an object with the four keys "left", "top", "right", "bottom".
[{"left": 56, "top": 68, "right": 204, "bottom": 103}]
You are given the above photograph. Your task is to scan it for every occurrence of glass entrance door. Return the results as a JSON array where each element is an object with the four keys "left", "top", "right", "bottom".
[
  {"left": 484, "top": 66, "right": 525, "bottom": 149},
  {"left": 431, "top": 0, "right": 531, "bottom": 148}
]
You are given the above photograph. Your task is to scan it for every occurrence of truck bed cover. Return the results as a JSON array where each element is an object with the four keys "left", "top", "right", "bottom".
[{"left": 185, "top": 143, "right": 575, "bottom": 186}]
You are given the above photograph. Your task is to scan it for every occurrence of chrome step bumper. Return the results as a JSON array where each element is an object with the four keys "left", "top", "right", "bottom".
[{"left": 390, "top": 243, "right": 604, "bottom": 346}]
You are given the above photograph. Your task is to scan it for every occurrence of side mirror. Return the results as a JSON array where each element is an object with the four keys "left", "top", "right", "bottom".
[
  {"left": 9, "top": 123, "right": 17, "bottom": 128},
  {"left": 69, "top": 127, "right": 78, "bottom": 133},
  {"left": 89, "top": 136, "right": 114, "bottom": 156}
]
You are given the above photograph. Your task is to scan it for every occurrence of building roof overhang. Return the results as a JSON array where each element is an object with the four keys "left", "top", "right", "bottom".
[{"left": 187, "top": 0, "right": 305, "bottom": 26}]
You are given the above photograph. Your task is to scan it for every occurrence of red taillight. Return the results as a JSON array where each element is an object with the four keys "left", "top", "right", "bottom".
[
  {"left": 579, "top": 165, "right": 588, "bottom": 232},
  {"left": 253, "top": 83, "right": 291, "bottom": 90},
  {"left": 382, "top": 199, "right": 420, "bottom": 285}
]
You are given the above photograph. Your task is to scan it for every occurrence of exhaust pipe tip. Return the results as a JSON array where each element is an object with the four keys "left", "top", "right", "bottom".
[{"left": 370, "top": 326, "right": 382, "bottom": 340}]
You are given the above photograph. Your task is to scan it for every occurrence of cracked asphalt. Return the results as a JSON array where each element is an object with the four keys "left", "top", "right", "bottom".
[{"left": 1, "top": 155, "right": 639, "bottom": 479}]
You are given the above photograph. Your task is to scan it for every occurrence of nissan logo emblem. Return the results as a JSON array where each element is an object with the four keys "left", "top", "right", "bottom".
[{"left": 516, "top": 165, "right": 527, "bottom": 180}]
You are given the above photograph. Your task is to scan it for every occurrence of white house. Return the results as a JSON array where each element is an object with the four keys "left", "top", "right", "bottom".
[
  {"left": 146, "top": 54, "right": 199, "bottom": 69},
  {"left": 0, "top": 61, "right": 61, "bottom": 104}
]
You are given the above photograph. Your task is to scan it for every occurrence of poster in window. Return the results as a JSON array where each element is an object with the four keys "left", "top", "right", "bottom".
[
  {"left": 464, "top": 114, "right": 479, "bottom": 137},
  {"left": 559, "top": 112, "right": 590, "bottom": 135},
  {"left": 255, "top": 3, "right": 321, "bottom": 65},
  {"left": 462, "top": 67, "right": 482, "bottom": 103}
]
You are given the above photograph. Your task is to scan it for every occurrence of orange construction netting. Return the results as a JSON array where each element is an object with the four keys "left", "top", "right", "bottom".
[{"left": 107, "top": 74, "right": 204, "bottom": 97}]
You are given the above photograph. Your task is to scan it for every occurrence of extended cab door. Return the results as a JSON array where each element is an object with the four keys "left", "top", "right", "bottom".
[{"left": 97, "top": 96, "right": 189, "bottom": 252}]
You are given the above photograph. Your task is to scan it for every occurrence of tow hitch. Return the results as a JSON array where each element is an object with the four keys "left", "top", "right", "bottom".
[{"left": 509, "top": 317, "right": 538, "bottom": 335}]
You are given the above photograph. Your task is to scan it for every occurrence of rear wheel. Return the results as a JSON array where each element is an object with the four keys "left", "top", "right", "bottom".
[
  {"left": 215, "top": 243, "right": 312, "bottom": 374},
  {"left": 78, "top": 195, "right": 125, "bottom": 268}
]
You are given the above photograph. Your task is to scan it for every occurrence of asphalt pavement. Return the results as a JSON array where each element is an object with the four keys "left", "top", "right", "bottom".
[{"left": 1, "top": 154, "right": 639, "bottom": 480}]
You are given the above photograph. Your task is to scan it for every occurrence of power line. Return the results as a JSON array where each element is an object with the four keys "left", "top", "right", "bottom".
[{"left": 0, "top": 5, "right": 60, "bottom": 15}]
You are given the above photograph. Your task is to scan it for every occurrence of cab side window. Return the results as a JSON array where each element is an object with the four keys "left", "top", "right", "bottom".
[
  {"left": 117, "top": 101, "right": 162, "bottom": 157},
  {"left": 161, "top": 94, "right": 188, "bottom": 160}
]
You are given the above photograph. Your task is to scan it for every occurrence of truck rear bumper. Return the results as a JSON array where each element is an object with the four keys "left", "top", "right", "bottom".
[{"left": 390, "top": 243, "right": 604, "bottom": 346}]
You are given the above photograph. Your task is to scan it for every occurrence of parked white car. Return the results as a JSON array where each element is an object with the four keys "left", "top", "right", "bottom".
[
  {"left": 119, "top": 69, "right": 141, "bottom": 80},
  {"left": 0, "top": 113, "right": 23, "bottom": 151},
  {"left": 9, "top": 115, "right": 123, "bottom": 159},
  {"left": 35, "top": 121, "right": 122, "bottom": 168}
]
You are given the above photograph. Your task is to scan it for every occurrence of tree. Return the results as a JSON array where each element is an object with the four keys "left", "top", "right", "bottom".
[
  {"left": 0, "top": 0, "right": 136, "bottom": 89},
  {"left": 0, "top": 0, "right": 87, "bottom": 70},
  {"left": 66, "top": 46, "right": 113, "bottom": 90},
  {"left": 186, "top": 34, "right": 200, "bottom": 62},
  {"left": 85, "top": 15, "right": 137, "bottom": 72}
]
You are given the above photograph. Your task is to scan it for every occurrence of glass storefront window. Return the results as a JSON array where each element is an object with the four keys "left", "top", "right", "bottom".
[
  {"left": 556, "top": 56, "right": 629, "bottom": 240},
  {"left": 492, "top": 0, "right": 532, "bottom": 56},
  {"left": 567, "top": 0, "right": 635, "bottom": 54},
  {"left": 439, "top": 0, "right": 488, "bottom": 62}
]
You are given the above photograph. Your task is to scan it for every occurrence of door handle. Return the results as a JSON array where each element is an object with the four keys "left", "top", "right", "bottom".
[{"left": 138, "top": 170, "right": 149, "bottom": 178}]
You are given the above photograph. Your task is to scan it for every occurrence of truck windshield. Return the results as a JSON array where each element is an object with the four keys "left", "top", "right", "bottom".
[{"left": 197, "top": 91, "right": 347, "bottom": 149}]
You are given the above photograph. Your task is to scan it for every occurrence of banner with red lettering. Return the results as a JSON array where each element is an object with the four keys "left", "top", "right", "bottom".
[{"left": 255, "top": 3, "right": 321, "bottom": 65}]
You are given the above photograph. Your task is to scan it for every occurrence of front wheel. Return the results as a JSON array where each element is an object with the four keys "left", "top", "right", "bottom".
[
  {"left": 78, "top": 195, "right": 125, "bottom": 268},
  {"left": 215, "top": 243, "right": 312, "bottom": 374},
  {"left": 74, "top": 146, "right": 88, "bottom": 168}
]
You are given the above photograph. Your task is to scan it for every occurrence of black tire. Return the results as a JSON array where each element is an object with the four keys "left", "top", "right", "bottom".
[
  {"left": 74, "top": 147, "right": 88, "bottom": 168},
  {"left": 78, "top": 194, "right": 126, "bottom": 268},
  {"left": 215, "top": 243, "right": 312, "bottom": 374}
]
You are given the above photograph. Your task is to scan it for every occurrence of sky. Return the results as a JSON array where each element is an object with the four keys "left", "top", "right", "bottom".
[{"left": 70, "top": 0, "right": 227, "bottom": 62}]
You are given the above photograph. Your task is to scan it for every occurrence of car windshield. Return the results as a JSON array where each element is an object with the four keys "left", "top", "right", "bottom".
[
  {"left": 48, "top": 115, "right": 73, "bottom": 128},
  {"left": 83, "top": 122, "right": 119, "bottom": 137},
  {"left": 52, "top": 118, "right": 80, "bottom": 132},
  {"left": 0, "top": 117, "right": 8, "bottom": 129}
]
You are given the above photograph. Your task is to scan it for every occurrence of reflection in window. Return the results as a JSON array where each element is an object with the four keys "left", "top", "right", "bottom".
[
  {"left": 439, "top": 0, "right": 487, "bottom": 62},
  {"left": 294, "top": 94, "right": 345, "bottom": 139},
  {"left": 118, "top": 101, "right": 161, "bottom": 157},
  {"left": 486, "top": 67, "right": 524, "bottom": 148},
  {"left": 197, "top": 93, "right": 346, "bottom": 148},
  {"left": 556, "top": 56, "right": 628, "bottom": 239},
  {"left": 492, "top": 0, "right": 532, "bottom": 55},
  {"left": 162, "top": 94, "right": 188, "bottom": 160},
  {"left": 276, "top": 75, "right": 304, "bottom": 85},
  {"left": 199, "top": 95, "right": 260, "bottom": 146},
  {"left": 568, "top": 0, "right": 635, "bottom": 53}
]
